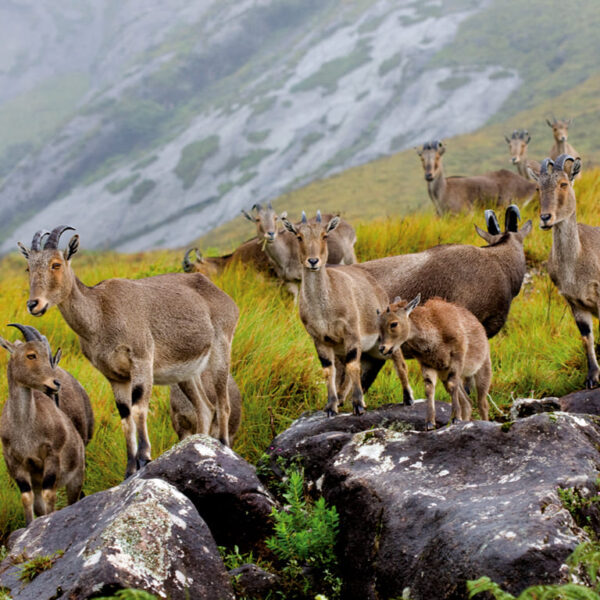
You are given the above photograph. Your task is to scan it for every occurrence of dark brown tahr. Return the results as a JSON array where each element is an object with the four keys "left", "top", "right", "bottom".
[
  {"left": 417, "top": 140, "right": 537, "bottom": 215},
  {"left": 0, "top": 324, "right": 90, "bottom": 524},
  {"left": 17, "top": 225, "right": 239, "bottom": 478}
]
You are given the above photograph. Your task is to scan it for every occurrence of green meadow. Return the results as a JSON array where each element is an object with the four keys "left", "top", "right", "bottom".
[{"left": 1, "top": 169, "right": 599, "bottom": 543}]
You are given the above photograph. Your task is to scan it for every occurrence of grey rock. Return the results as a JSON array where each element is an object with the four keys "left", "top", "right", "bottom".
[
  {"left": 0, "top": 478, "right": 233, "bottom": 600},
  {"left": 229, "top": 563, "right": 280, "bottom": 598},
  {"left": 510, "top": 396, "right": 561, "bottom": 419},
  {"left": 559, "top": 388, "right": 600, "bottom": 415},
  {"left": 263, "top": 401, "right": 452, "bottom": 485},
  {"left": 318, "top": 414, "right": 600, "bottom": 599},
  {"left": 136, "top": 434, "right": 278, "bottom": 551}
]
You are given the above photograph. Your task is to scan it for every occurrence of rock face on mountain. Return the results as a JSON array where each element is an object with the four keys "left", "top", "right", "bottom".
[
  {"left": 0, "top": 0, "right": 520, "bottom": 253},
  {"left": 263, "top": 406, "right": 600, "bottom": 599}
]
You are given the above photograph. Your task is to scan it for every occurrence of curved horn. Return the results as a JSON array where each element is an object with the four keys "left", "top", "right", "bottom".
[
  {"left": 484, "top": 210, "right": 501, "bottom": 236},
  {"left": 31, "top": 230, "right": 50, "bottom": 252},
  {"left": 301, "top": 211, "right": 308, "bottom": 224},
  {"left": 316, "top": 210, "right": 322, "bottom": 223},
  {"left": 182, "top": 248, "right": 198, "bottom": 271},
  {"left": 540, "top": 158, "right": 554, "bottom": 175},
  {"left": 44, "top": 225, "right": 75, "bottom": 250},
  {"left": 8, "top": 323, "right": 44, "bottom": 343},
  {"left": 505, "top": 204, "right": 521, "bottom": 233},
  {"left": 267, "top": 200, "right": 273, "bottom": 209},
  {"left": 554, "top": 153, "right": 575, "bottom": 172},
  {"left": 251, "top": 203, "right": 262, "bottom": 212}
]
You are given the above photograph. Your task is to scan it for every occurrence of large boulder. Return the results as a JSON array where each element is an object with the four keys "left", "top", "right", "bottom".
[
  {"left": 0, "top": 478, "right": 233, "bottom": 600},
  {"left": 137, "top": 434, "right": 278, "bottom": 551},
  {"left": 317, "top": 413, "right": 600, "bottom": 599},
  {"left": 511, "top": 389, "right": 600, "bottom": 419},
  {"left": 262, "top": 401, "right": 452, "bottom": 484}
]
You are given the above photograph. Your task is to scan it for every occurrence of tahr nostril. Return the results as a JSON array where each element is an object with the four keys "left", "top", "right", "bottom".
[
  {"left": 27, "top": 300, "right": 38, "bottom": 310},
  {"left": 541, "top": 213, "right": 551, "bottom": 222},
  {"left": 53, "top": 380, "right": 61, "bottom": 389},
  {"left": 308, "top": 258, "right": 319, "bottom": 266}
]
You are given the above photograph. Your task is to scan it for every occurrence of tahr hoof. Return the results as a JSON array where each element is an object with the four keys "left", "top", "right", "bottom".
[
  {"left": 585, "top": 377, "right": 600, "bottom": 390},
  {"left": 451, "top": 417, "right": 461, "bottom": 425},
  {"left": 403, "top": 391, "right": 415, "bottom": 406},
  {"left": 325, "top": 408, "right": 338, "bottom": 418},
  {"left": 426, "top": 421, "right": 435, "bottom": 431},
  {"left": 136, "top": 457, "right": 151, "bottom": 470},
  {"left": 354, "top": 405, "right": 365, "bottom": 416}
]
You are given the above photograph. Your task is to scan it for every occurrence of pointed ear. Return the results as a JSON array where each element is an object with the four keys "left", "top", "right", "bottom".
[
  {"left": 519, "top": 220, "right": 533, "bottom": 238},
  {"left": 405, "top": 294, "right": 421, "bottom": 315},
  {"left": 546, "top": 119, "right": 553, "bottom": 127},
  {"left": 569, "top": 158, "right": 582, "bottom": 181},
  {"left": 17, "top": 242, "right": 29, "bottom": 259},
  {"left": 438, "top": 144, "right": 445, "bottom": 156},
  {"left": 504, "top": 135, "right": 511, "bottom": 144},
  {"left": 0, "top": 336, "right": 15, "bottom": 354},
  {"left": 282, "top": 217, "right": 297, "bottom": 235},
  {"left": 65, "top": 235, "right": 79, "bottom": 260},
  {"left": 416, "top": 147, "right": 423, "bottom": 157},
  {"left": 242, "top": 209, "right": 256, "bottom": 222},
  {"left": 393, "top": 296, "right": 402, "bottom": 305},
  {"left": 326, "top": 216, "right": 340, "bottom": 233},
  {"left": 527, "top": 167, "right": 540, "bottom": 183},
  {"left": 52, "top": 348, "right": 62, "bottom": 367},
  {"left": 474, "top": 225, "right": 494, "bottom": 244}
]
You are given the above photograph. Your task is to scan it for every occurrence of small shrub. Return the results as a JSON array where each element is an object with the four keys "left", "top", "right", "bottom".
[
  {"left": 18, "top": 550, "right": 64, "bottom": 582},
  {"left": 174, "top": 136, "right": 220, "bottom": 189},
  {"left": 129, "top": 179, "right": 156, "bottom": 204},
  {"left": 266, "top": 469, "right": 341, "bottom": 599},
  {"left": 0, "top": 587, "right": 11, "bottom": 600},
  {"left": 246, "top": 130, "right": 270, "bottom": 144},
  {"left": 105, "top": 174, "right": 140, "bottom": 194},
  {"left": 96, "top": 590, "right": 159, "bottom": 600}
]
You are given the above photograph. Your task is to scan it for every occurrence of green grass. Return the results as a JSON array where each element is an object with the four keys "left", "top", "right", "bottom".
[
  {"left": 129, "top": 179, "right": 156, "bottom": 204},
  {"left": 105, "top": 174, "right": 140, "bottom": 195},
  {"left": 1, "top": 169, "right": 600, "bottom": 543}
]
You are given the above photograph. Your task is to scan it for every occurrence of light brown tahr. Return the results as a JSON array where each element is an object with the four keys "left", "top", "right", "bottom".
[
  {"left": 378, "top": 296, "right": 491, "bottom": 430},
  {"left": 546, "top": 117, "right": 580, "bottom": 162},
  {"left": 18, "top": 226, "right": 239, "bottom": 478},
  {"left": 505, "top": 129, "right": 540, "bottom": 181},
  {"left": 0, "top": 324, "right": 86, "bottom": 524},
  {"left": 282, "top": 211, "right": 390, "bottom": 416},
  {"left": 355, "top": 205, "right": 530, "bottom": 396},
  {"left": 182, "top": 241, "right": 273, "bottom": 279},
  {"left": 169, "top": 373, "right": 241, "bottom": 442},
  {"left": 243, "top": 202, "right": 357, "bottom": 301},
  {"left": 417, "top": 140, "right": 537, "bottom": 215},
  {"left": 529, "top": 154, "right": 600, "bottom": 388}
]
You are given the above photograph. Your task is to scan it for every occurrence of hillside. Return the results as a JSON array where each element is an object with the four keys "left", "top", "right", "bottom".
[
  {"left": 1, "top": 0, "right": 600, "bottom": 254},
  {"left": 199, "top": 72, "right": 600, "bottom": 251},
  {"left": 1, "top": 167, "right": 600, "bottom": 541}
]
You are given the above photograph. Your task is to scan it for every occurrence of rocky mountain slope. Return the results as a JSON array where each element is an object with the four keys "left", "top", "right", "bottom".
[{"left": 1, "top": 0, "right": 599, "bottom": 253}]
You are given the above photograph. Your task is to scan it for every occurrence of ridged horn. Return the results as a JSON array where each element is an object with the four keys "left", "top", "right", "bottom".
[
  {"left": 182, "top": 248, "right": 199, "bottom": 271},
  {"left": 505, "top": 204, "right": 521, "bottom": 233},
  {"left": 540, "top": 158, "right": 554, "bottom": 175},
  {"left": 31, "top": 230, "right": 50, "bottom": 252},
  {"left": 316, "top": 210, "right": 322, "bottom": 223},
  {"left": 301, "top": 211, "right": 307, "bottom": 223},
  {"left": 44, "top": 225, "right": 75, "bottom": 250},
  {"left": 554, "top": 154, "right": 575, "bottom": 172},
  {"left": 8, "top": 323, "right": 44, "bottom": 343},
  {"left": 484, "top": 210, "right": 501, "bottom": 236}
]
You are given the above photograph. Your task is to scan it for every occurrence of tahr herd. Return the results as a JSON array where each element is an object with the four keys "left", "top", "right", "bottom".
[{"left": 1, "top": 118, "right": 594, "bottom": 527}]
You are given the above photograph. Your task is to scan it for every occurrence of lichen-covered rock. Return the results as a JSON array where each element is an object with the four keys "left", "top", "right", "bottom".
[
  {"left": 319, "top": 413, "right": 600, "bottom": 600},
  {"left": 137, "top": 434, "right": 278, "bottom": 551},
  {"left": 263, "top": 401, "right": 452, "bottom": 484},
  {"left": 0, "top": 478, "right": 233, "bottom": 600}
]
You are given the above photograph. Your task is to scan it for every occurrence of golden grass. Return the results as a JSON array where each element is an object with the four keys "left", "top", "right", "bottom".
[{"left": 0, "top": 169, "right": 599, "bottom": 542}]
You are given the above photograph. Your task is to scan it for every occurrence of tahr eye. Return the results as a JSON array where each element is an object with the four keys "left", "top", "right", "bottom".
[
  {"left": 51, "top": 263, "right": 61, "bottom": 270},
  {"left": 560, "top": 182, "right": 568, "bottom": 189},
  {"left": 390, "top": 322, "right": 398, "bottom": 329},
  {"left": 26, "top": 353, "right": 36, "bottom": 360}
]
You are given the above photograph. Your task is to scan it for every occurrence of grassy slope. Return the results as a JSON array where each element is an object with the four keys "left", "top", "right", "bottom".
[
  {"left": 199, "top": 72, "right": 600, "bottom": 251},
  {"left": 1, "top": 168, "right": 600, "bottom": 542}
]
